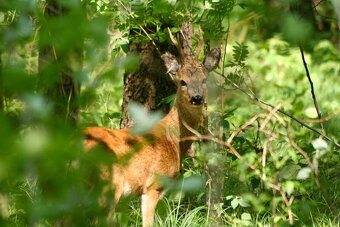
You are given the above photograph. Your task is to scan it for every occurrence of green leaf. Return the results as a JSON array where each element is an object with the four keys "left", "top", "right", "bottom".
[
  {"left": 238, "top": 198, "right": 250, "bottom": 208},
  {"left": 128, "top": 102, "right": 163, "bottom": 135},
  {"left": 284, "top": 181, "right": 295, "bottom": 196},
  {"left": 231, "top": 42, "right": 249, "bottom": 66},
  {"left": 180, "top": 175, "right": 204, "bottom": 193},
  {"left": 281, "top": 13, "right": 313, "bottom": 45},
  {"left": 278, "top": 164, "right": 301, "bottom": 180},
  {"left": 20, "top": 127, "right": 49, "bottom": 157},
  {"left": 0, "top": 12, "right": 5, "bottom": 23},
  {"left": 159, "top": 94, "right": 176, "bottom": 107}
]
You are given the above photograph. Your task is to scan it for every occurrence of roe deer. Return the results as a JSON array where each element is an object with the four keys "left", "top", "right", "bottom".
[{"left": 84, "top": 22, "right": 220, "bottom": 227}]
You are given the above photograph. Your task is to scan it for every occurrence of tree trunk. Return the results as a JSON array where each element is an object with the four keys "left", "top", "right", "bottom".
[
  {"left": 120, "top": 42, "right": 176, "bottom": 128},
  {"left": 38, "top": 0, "right": 82, "bottom": 124}
]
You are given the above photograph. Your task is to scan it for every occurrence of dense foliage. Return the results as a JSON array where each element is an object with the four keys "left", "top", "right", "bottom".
[{"left": 0, "top": 0, "right": 339, "bottom": 226}]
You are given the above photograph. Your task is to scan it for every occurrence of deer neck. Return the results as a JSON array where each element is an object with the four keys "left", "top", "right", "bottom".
[{"left": 160, "top": 98, "right": 204, "bottom": 157}]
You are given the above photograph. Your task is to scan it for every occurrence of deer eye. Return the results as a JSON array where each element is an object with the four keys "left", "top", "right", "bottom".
[
  {"left": 180, "top": 80, "right": 187, "bottom": 87},
  {"left": 202, "top": 78, "right": 207, "bottom": 84}
]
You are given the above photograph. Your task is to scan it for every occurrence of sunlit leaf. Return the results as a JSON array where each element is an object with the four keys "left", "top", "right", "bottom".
[
  {"left": 0, "top": 12, "right": 5, "bottom": 23},
  {"left": 231, "top": 198, "right": 239, "bottom": 209},
  {"left": 305, "top": 107, "right": 318, "bottom": 118},
  {"left": 226, "top": 195, "right": 234, "bottom": 200},
  {"left": 312, "top": 138, "right": 328, "bottom": 150},
  {"left": 296, "top": 167, "right": 312, "bottom": 180},
  {"left": 241, "top": 212, "right": 251, "bottom": 220}
]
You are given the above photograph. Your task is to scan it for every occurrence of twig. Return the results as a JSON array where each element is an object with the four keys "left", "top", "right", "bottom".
[
  {"left": 260, "top": 105, "right": 281, "bottom": 181},
  {"left": 259, "top": 104, "right": 282, "bottom": 131},
  {"left": 214, "top": 71, "right": 340, "bottom": 148},
  {"left": 181, "top": 134, "right": 242, "bottom": 159},
  {"left": 303, "top": 109, "right": 340, "bottom": 123},
  {"left": 286, "top": 131, "right": 314, "bottom": 177},
  {"left": 298, "top": 0, "right": 327, "bottom": 20},
  {"left": 138, "top": 25, "right": 162, "bottom": 56},
  {"left": 279, "top": 190, "right": 294, "bottom": 225},
  {"left": 309, "top": 0, "right": 328, "bottom": 12},
  {"left": 299, "top": 46, "right": 326, "bottom": 135},
  {"left": 226, "top": 113, "right": 266, "bottom": 145}
]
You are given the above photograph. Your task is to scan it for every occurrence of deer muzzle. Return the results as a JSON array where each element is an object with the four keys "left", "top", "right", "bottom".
[{"left": 190, "top": 95, "right": 204, "bottom": 105}]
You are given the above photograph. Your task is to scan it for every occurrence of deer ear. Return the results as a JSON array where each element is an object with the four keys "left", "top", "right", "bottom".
[
  {"left": 203, "top": 48, "right": 221, "bottom": 72},
  {"left": 162, "top": 52, "right": 180, "bottom": 79}
]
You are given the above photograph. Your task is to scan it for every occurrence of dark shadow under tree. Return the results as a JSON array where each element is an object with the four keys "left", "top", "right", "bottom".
[{"left": 38, "top": 0, "right": 83, "bottom": 124}]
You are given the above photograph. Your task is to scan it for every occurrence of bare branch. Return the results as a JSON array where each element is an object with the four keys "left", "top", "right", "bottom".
[
  {"left": 303, "top": 109, "right": 340, "bottom": 123},
  {"left": 138, "top": 25, "right": 162, "bottom": 56},
  {"left": 299, "top": 46, "right": 325, "bottom": 135}
]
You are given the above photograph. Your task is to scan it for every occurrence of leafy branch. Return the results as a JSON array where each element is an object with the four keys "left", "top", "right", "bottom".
[{"left": 227, "top": 42, "right": 249, "bottom": 67}]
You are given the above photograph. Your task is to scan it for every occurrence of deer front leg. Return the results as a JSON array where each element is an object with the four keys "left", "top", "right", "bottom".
[{"left": 141, "top": 189, "right": 161, "bottom": 227}]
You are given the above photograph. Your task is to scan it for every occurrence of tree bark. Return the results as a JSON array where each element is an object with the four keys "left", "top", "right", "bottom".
[
  {"left": 38, "top": 0, "right": 82, "bottom": 124},
  {"left": 120, "top": 41, "right": 177, "bottom": 128}
]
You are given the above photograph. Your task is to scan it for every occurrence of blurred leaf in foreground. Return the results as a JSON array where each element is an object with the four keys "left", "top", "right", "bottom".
[{"left": 128, "top": 102, "right": 163, "bottom": 135}]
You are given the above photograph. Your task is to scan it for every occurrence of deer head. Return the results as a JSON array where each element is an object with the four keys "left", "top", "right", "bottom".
[{"left": 162, "top": 22, "right": 221, "bottom": 108}]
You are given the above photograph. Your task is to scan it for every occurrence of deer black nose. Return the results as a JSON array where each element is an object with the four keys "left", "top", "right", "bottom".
[{"left": 190, "top": 95, "right": 204, "bottom": 105}]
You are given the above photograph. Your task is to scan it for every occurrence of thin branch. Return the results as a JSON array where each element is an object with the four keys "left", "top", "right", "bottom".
[
  {"left": 298, "top": 0, "right": 328, "bottom": 20},
  {"left": 259, "top": 104, "right": 282, "bottom": 131},
  {"left": 311, "top": 0, "right": 328, "bottom": 11},
  {"left": 138, "top": 25, "right": 162, "bottom": 56},
  {"left": 299, "top": 46, "right": 326, "bottom": 135},
  {"left": 226, "top": 113, "right": 266, "bottom": 145},
  {"left": 287, "top": 131, "right": 314, "bottom": 175},
  {"left": 181, "top": 134, "right": 242, "bottom": 159},
  {"left": 303, "top": 109, "right": 340, "bottom": 123}
]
